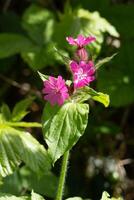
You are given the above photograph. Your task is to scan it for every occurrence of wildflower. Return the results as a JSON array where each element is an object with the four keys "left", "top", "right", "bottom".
[
  {"left": 70, "top": 60, "right": 95, "bottom": 89},
  {"left": 42, "top": 76, "right": 69, "bottom": 106},
  {"left": 66, "top": 34, "right": 96, "bottom": 48}
]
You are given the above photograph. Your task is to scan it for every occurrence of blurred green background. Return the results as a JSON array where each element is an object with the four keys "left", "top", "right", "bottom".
[{"left": 0, "top": 0, "right": 134, "bottom": 200}]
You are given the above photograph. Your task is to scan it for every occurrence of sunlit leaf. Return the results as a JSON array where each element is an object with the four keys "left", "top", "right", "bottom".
[
  {"left": 0, "top": 112, "right": 50, "bottom": 177},
  {"left": 0, "top": 191, "right": 44, "bottom": 200},
  {"left": 53, "top": 7, "right": 119, "bottom": 57},
  {"left": 37, "top": 71, "right": 49, "bottom": 82},
  {"left": 42, "top": 102, "right": 89, "bottom": 164},
  {"left": 66, "top": 197, "right": 83, "bottom": 200},
  {"left": 101, "top": 191, "right": 123, "bottom": 200},
  {"left": 22, "top": 4, "right": 55, "bottom": 45},
  {"left": 0, "top": 193, "right": 28, "bottom": 200},
  {"left": 31, "top": 191, "right": 44, "bottom": 200},
  {"left": 72, "top": 87, "right": 110, "bottom": 107}
]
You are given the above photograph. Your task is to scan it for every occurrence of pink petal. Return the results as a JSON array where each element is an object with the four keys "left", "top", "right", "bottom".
[
  {"left": 43, "top": 75, "right": 69, "bottom": 106},
  {"left": 87, "top": 76, "right": 95, "bottom": 83},
  {"left": 76, "top": 35, "right": 85, "bottom": 47},
  {"left": 88, "top": 60, "right": 94, "bottom": 67},
  {"left": 84, "top": 36, "right": 96, "bottom": 45},
  {"left": 79, "top": 60, "right": 86, "bottom": 67},
  {"left": 70, "top": 61, "right": 79, "bottom": 72},
  {"left": 44, "top": 93, "right": 57, "bottom": 105},
  {"left": 88, "top": 67, "right": 96, "bottom": 75},
  {"left": 66, "top": 37, "right": 77, "bottom": 45}
]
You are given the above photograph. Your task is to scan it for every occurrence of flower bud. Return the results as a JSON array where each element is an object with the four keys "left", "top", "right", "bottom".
[{"left": 76, "top": 48, "right": 88, "bottom": 61}]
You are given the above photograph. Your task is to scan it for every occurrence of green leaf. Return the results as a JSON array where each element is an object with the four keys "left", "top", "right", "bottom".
[
  {"left": 0, "top": 114, "right": 50, "bottom": 177},
  {"left": 72, "top": 87, "right": 110, "bottom": 107},
  {"left": 21, "top": 42, "right": 62, "bottom": 70},
  {"left": 0, "top": 34, "right": 34, "bottom": 59},
  {"left": 66, "top": 197, "right": 83, "bottom": 200},
  {"left": 0, "top": 193, "right": 28, "bottom": 200},
  {"left": 53, "top": 7, "right": 119, "bottom": 57},
  {"left": 12, "top": 98, "right": 34, "bottom": 122},
  {"left": 91, "top": 92, "right": 110, "bottom": 107},
  {"left": 42, "top": 102, "right": 89, "bottom": 164},
  {"left": 0, "top": 171, "right": 23, "bottom": 195},
  {"left": 31, "top": 191, "right": 44, "bottom": 200},
  {"left": 37, "top": 71, "right": 49, "bottom": 82},
  {"left": 0, "top": 191, "right": 44, "bottom": 200},
  {"left": 22, "top": 4, "right": 55, "bottom": 45},
  {"left": 101, "top": 192, "right": 110, "bottom": 200},
  {"left": 101, "top": 191, "right": 123, "bottom": 200},
  {"left": 0, "top": 166, "right": 58, "bottom": 198},
  {"left": 95, "top": 53, "right": 117, "bottom": 69},
  {"left": 20, "top": 167, "right": 58, "bottom": 198},
  {"left": 87, "top": 87, "right": 110, "bottom": 107},
  {"left": 21, "top": 4, "right": 57, "bottom": 70},
  {"left": 1, "top": 104, "right": 11, "bottom": 121},
  {"left": 53, "top": 47, "right": 70, "bottom": 65}
]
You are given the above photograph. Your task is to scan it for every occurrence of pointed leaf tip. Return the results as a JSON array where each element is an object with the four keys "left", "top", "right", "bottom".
[{"left": 95, "top": 53, "right": 118, "bottom": 70}]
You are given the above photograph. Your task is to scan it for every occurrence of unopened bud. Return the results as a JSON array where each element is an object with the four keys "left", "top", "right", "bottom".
[{"left": 76, "top": 48, "right": 88, "bottom": 61}]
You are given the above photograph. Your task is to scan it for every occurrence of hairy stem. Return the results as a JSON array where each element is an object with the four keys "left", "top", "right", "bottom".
[{"left": 56, "top": 151, "right": 69, "bottom": 200}]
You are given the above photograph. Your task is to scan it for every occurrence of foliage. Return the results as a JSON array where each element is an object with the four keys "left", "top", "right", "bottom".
[
  {"left": 0, "top": 191, "right": 44, "bottom": 200},
  {"left": 0, "top": 0, "right": 133, "bottom": 200},
  {"left": 42, "top": 102, "right": 89, "bottom": 164},
  {"left": 0, "top": 4, "right": 118, "bottom": 70},
  {"left": 100, "top": 192, "right": 123, "bottom": 200},
  {"left": 0, "top": 99, "right": 50, "bottom": 178},
  {"left": 77, "top": 0, "right": 134, "bottom": 106}
]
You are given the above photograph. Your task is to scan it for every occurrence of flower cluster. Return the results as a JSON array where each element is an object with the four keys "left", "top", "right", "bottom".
[{"left": 43, "top": 35, "right": 96, "bottom": 105}]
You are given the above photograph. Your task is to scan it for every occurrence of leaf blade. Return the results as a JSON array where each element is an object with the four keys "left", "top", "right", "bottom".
[
  {"left": 42, "top": 102, "right": 89, "bottom": 164},
  {"left": 95, "top": 53, "right": 117, "bottom": 69}
]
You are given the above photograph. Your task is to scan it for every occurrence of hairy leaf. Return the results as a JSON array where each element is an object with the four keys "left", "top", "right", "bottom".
[{"left": 42, "top": 102, "right": 89, "bottom": 164}]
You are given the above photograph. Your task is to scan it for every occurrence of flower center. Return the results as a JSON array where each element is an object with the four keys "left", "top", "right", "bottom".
[{"left": 76, "top": 68, "right": 87, "bottom": 81}]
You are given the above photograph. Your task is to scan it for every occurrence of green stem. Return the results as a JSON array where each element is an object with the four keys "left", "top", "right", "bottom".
[
  {"left": 56, "top": 151, "right": 69, "bottom": 200},
  {"left": 6, "top": 122, "right": 42, "bottom": 128}
]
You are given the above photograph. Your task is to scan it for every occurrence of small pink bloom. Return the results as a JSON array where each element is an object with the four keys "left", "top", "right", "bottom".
[
  {"left": 66, "top": 35, "right": 96, "bottom": 48},
  {"left": 70, "top": 60, "right": 95, "bottom": 89},
  {"left": 42, "top": 76, "right": 69, "bottom": 106}
]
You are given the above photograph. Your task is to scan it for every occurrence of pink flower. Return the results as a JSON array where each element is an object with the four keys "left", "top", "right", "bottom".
[
  {"left": 70, "top": 60, "right": 95, "bottom": 89},
  {"left": 66, "top": 35, "right": 96, "bottom": 48},
  {"left": 42, "top": 76, "right": 69, "bottom": 106}
]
